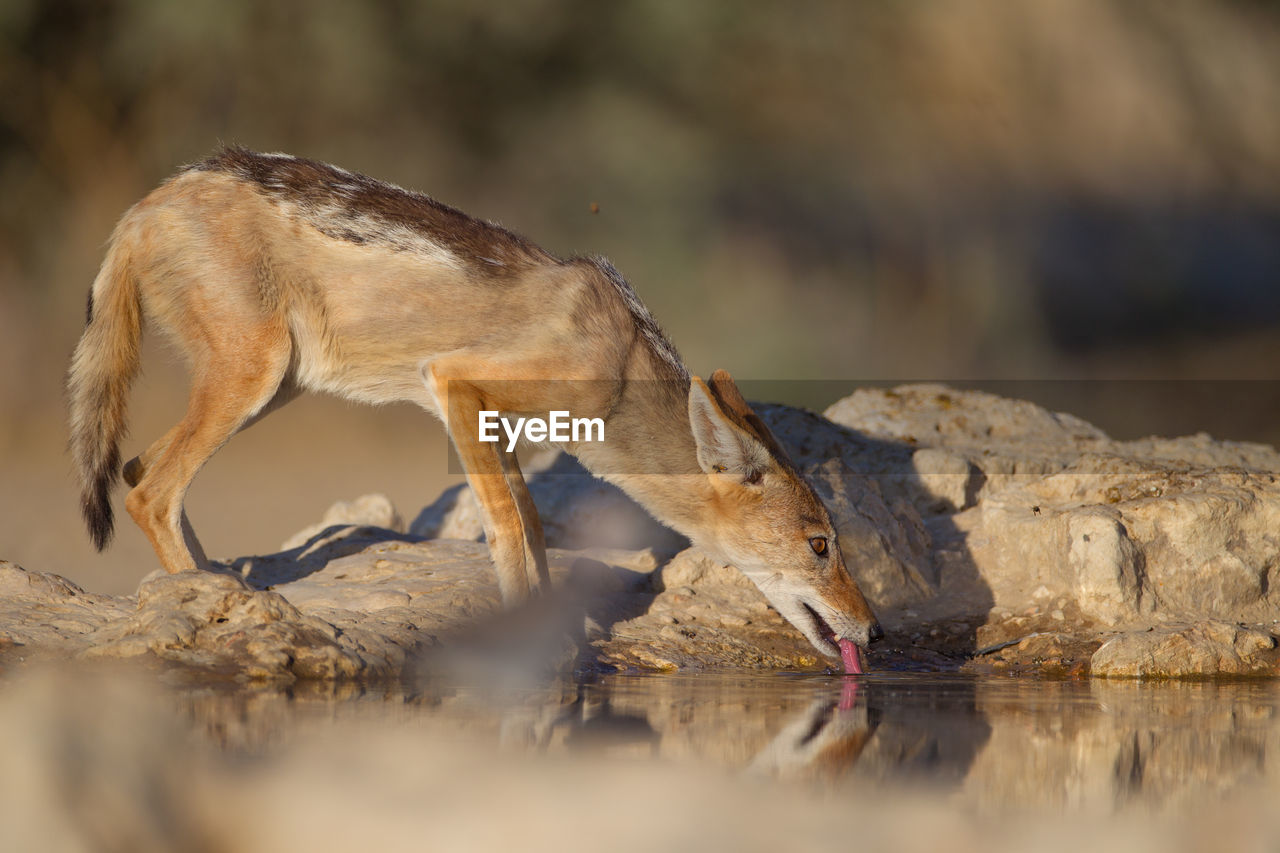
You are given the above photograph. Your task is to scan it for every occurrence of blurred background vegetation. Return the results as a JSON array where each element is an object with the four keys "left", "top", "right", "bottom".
[
  {"left": 5, "top": 0, "right": 1280, "bottom": 419},
  {"left": 1, "top": 0, "right": 1279, "bottom": 587}
]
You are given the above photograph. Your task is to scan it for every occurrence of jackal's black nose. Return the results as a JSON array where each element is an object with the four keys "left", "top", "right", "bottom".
[{"left": 868, "top": 621, "right": 885, "bottom": 644}]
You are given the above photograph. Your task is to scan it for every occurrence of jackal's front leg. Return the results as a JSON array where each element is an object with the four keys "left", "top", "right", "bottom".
[
  {"left": 500, "top": 449, "right": 550, "bottom": 594},
  {"left": 434, "top": 375, "right": 539, "bottom": 606}
]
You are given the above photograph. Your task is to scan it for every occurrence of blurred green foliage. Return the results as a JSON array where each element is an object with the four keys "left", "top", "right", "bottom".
[{"left": 1, "top": 0, "right": 1279, "bottom": 423}]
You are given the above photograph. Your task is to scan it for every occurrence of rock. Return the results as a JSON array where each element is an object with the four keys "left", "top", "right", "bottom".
[
  {"left": 753, "top": 402, "right": 937, "bottom": 517},
  {"left": 1091, "top": 622, "right": 1279, "bottom": 678},
  {"left": 408, "top": 483, "right": 483, "bottom": 541},
  {"left": 280, "top": 493, "right": 403, "bottom": 551},
  {"left": 817, "top": 383, "right": 1280, "bottom": 674},
  {"left": 6, "top": 384, "right": 1280, "bottom": 680},
  {"left": 824, "top": 384, "right": 1280, "bottom": 629},
  {"left": 911, "top": 447, "right": 980, "bottom": 513},
  {"left": 593, "top": 549, "right": 831, "bottom": 672},
  {"left": 0, "top": 560, "right": 87, "bottom": 599},
  {"left": 1066, "top": 510, "right": 1148, "bottom": 625},
  {"left": 1109, "top": 473, "right": 1280, "bottom": 621},
  {"left": 825, "top": 384, "right": 1109, "bottom": 447},
  {"left": 0, "top": 560, "right": 131, "bottom": 657},
  {"left": 0, "top": 520, "right": 830, "bottom": 682},
  {"left": 1195, "top": 553, "right": 1267, "bottom": 617},
  {"left": 823, "top": 384, "right": 1109, "bottom": 502},
  {"left": 82, "top": 571, "right": 374, "bottom": 682}
]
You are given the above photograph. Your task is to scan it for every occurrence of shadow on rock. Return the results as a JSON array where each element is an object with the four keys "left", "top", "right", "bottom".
[
  {"left": 411, "top": 451, "right": 689, "bottom": 555},
  {"left": 227, "top": 524, "right": 425, "bottom": 589}
]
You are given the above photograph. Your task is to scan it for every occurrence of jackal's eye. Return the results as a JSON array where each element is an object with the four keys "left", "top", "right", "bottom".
[{"left": 809, "top": 536, "right": 828, "bottom": 556}]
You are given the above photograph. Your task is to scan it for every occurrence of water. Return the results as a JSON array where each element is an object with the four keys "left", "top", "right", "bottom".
[
  {"left": 182, "top": 672, "right": 1280, "bottom": 809},
  {"left": 5, "top": 668, "right": 1279, "bottom": 851}
]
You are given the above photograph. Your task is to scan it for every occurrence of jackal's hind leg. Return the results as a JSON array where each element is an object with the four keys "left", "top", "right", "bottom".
[
  {"left": 122, "top": 379, "right": 300, "bottom": 489},
  {"left": 125, "top": 337, "right": 290, "bottom": 575}
]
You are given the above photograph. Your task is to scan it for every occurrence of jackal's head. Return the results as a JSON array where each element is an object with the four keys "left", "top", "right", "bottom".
[{"left": 687, "top": 370, "right": 883, "bottom": 674}]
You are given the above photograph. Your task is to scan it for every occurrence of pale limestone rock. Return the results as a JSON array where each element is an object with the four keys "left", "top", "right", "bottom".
[
  {"left": 2, "top": 527, "right": 835, "bottom": 683},
  {"left": 594, "top": 549, "right": 832, "bottom": 672},
  {"left": 824, "top": 384, "right": 1108, "bottom": 447},
  {"left": 824, "top": 384, "right": 1280, "bottom": 629},
  {"left": 1194, "top": 553, "right": 1266, "bottom": 617},
  {"left": 409, "top": 483, "right": 483, "bottom": 541},
  {"left": 754, "top": 401, "right": 942, "bottom": 517},
  {"left": 0, "top": 560, "right": 129, "bottom": 656},
  {"left": 0, "top": 560, "right": 88, "bottom": 599},
  {"left": 1091, "top": 622, "right": 1279, "bottom": 677},
  {"left": 823, "top": 384, "right": 1108, "bottom": 500},
  {"left": 1066, "top": 510, "right": 1147, "bottom": 625},
  {"left": 280, "top": 493, "right": 403, "bottom": 551},
  {"left": 1113, "top": 475, "right": 1280, "bottom": 621},
  {"left": 911, "top": 447, "right": 979, "bottom": 513},
  {"left": 5, "top": 385, "right": 1280, "bottom": 680},
  {"left": 656, "top": 548, "right": 754, "bottom": 592},
  {"left": 82, "top": 571, "right": 372, "bottom": 682}
]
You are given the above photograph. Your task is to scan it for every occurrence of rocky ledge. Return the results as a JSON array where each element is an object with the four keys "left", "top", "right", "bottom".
[{"left": 2, "top": 385, "right": 1278, "bottom": 682}]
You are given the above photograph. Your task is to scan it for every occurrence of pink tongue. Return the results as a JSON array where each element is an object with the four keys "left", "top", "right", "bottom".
[{"left": 838, "top": 639, "right": 864, "bottom": 675}]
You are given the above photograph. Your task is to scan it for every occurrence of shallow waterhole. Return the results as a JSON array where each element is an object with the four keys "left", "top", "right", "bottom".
[
  {"left": 167, "top": 670, "right": 1280, "bottom": 810},
  {"left": 7, "top": 666, "right": 1280, "bottom": 850}
]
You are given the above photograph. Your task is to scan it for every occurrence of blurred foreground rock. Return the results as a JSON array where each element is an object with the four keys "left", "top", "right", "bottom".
[{"left": 2, "top": 384, "right": 1279, "bottom": 680}]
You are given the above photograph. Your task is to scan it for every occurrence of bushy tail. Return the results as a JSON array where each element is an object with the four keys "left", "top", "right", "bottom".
[{"left": 67, "top": 234, "right": 142, "bottom": 550}]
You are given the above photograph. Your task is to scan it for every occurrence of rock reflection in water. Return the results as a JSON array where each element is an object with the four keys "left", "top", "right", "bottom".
[
  {"left": 179, "top": 673, "right": 991, "bottom": 789},
  {"left": 964, "top": 679, "right": 1280, "bottom": 814},
  {"left": 172, "top": 673, "right": 1280, "bottom": 813},
  {"left": 5, "top": 667, "right": 1280, "bottom": 851},
  {"left": 169, "top": 674, "right": 951, "bottom": 778}
]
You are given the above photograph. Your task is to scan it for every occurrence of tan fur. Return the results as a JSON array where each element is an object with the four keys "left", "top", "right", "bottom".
[{"left": 67, "top": 148, "right": 881, "bottom": 659}]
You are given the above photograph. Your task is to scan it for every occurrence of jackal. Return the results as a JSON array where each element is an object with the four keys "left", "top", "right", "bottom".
[{"left": 67, "top": 147, "right": 882, "bottom": 672}]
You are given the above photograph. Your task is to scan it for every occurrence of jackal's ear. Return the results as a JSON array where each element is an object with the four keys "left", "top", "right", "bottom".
[
  {"left": 707, "top": 369, "right": 752, "bottom": 421},
  {"left": 689, "top": 376, "right": 770, "bottom": 483},
  {"left": 708, "top": 368, "right": 792, "bottom": 465}
]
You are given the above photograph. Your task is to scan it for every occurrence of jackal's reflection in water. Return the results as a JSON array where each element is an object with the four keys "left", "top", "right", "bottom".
[
  {"left": 179, "top": 673, "right": 989, "bottom": 791},
  {"left": 175, "top": 673, "right": 1280, "bottom": 813}
]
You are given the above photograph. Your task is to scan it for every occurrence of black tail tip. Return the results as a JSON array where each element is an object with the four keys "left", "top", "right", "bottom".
[
  {"left": 87, "top": 509, "right": 114, "bottom": 552},
  {"left": 83, "top": 486, "right": 114, "bottom": 552}
]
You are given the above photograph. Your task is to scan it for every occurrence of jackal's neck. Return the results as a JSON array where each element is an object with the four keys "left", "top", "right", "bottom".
[{"left": 569, "top": 346, "right": 715, "bottom": 536}]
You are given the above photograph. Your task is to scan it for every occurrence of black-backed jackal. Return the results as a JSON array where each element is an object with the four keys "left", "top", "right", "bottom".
[{"left": 67, "top": 148, "right": 882, "bottom": 672}]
